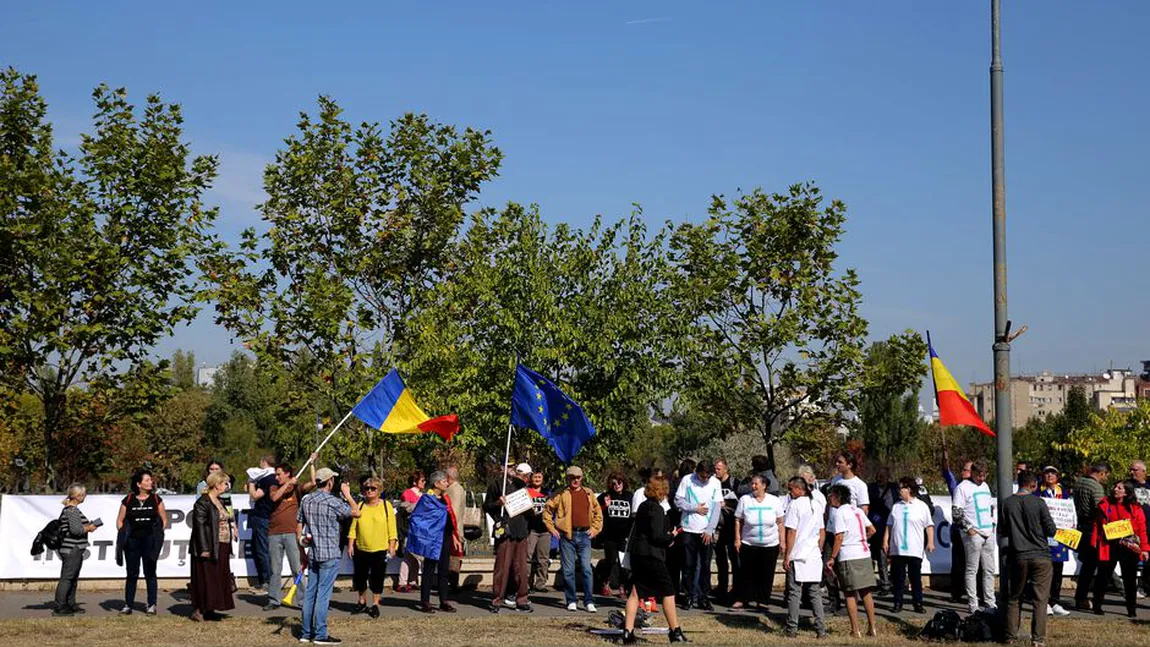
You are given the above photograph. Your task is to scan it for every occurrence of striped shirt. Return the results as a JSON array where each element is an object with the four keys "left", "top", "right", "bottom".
[
  {"left": 59, "top": 506, "right": 90, "bottom": 553},
  {"left": 298, "top": 490, "right": 352, "bottom": 563}
]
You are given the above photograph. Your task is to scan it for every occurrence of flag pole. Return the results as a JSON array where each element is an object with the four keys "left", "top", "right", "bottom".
[
  {"left": 926, "top": 331, "right": 948, "bottom": 453},
  {"left": 501, "top": 423, "right": 514, "bottom": 506},
  {"left": 297, "top": 408, "right": 356, "bottom": 475}
]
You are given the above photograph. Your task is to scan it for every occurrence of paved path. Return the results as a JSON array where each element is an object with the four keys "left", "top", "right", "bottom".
[{"left": 4, "top": 584, "right": 1149, "bottom": 624}]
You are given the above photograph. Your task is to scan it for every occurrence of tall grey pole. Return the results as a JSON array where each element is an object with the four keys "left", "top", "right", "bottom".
[{"left": 990, "top": 0, "right": 1014, "bottom": 599}]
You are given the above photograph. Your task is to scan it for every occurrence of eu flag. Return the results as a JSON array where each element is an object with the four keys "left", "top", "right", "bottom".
[{"left": 509, "top": 364, "right": 596, "bottom": 464}]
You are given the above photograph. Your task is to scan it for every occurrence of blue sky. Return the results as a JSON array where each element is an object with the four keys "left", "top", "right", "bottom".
[{"left": 4, "top": 1, "right": 1148, "bottom": 392}]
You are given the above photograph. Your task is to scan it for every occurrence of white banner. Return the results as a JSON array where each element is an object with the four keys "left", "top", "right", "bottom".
[
  {"left": 1043, "top": 498, "right": 1078, "bottom": 530},
  {"left": 0, "top": 495, "right": 397, "bottom": 580}
]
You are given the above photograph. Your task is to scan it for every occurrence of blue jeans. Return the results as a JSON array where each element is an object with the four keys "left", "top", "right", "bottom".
[
  {"left": 300, "top": 559, "right": 340, "bottom": 640},
  {"left": 560, "top": 531, "right": 594, "bottom": 605},
  {"left": 248, "top": 515, "right": 271, "bottom": 587}
]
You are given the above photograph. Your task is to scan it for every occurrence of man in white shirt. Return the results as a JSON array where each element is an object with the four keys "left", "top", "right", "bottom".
[
  {"left": 674, "top": 459, "right": 723, "bottom": 610},
  {"left": 829, "top": 452, "right": 869, "bottom": 514},
  {"left": 952, "top": 460, "right": 996, "bottom": 613}
]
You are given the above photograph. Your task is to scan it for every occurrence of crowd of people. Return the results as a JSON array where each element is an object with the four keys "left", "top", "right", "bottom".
[{"left": 45, "top": 451, "right": 1150, "bottom": 645}]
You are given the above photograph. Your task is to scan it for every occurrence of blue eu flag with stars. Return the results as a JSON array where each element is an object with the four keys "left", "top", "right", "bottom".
[{"left": 509, "top": 364, "right": 596, "bottom": 464}]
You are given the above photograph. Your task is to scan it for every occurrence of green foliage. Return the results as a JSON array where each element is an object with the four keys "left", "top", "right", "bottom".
[
  {"left": 171, "top": 350, "right": 197, "bottom": 391},
  {"left": 856, "top": 331, "right": 930, "bottom": 464},
  {"left": 668, "top": 183, "right": 869, "bottom": 467},
  {"left": 0, "top": 68, "right": 219, "bottom": 485},
  {"left": 1060, "top": 398, "right": 1150, "bottom": 474}
]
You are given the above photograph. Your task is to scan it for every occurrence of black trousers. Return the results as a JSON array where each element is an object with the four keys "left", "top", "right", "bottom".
[
  {"left": 352, "top": 549, "right": 388, "bottom": 595},
  {"left": 890, "top": 555, "right": 923, "bottom": 606},
  {"left": 421, "top": 553, "right": 451, "bottom": 606},
  {"left": 738, "top": 544, "right": 780, "bottom": 606},
  {"left": 54, "top": 548, "right": 85, "bottom": 610},
  {"left": 870, "top": 525, "right": 889, "bottom": 591},
  {"left": 949, "top": 523, "right": 967, "bottom": 601},
  {"left": 1074, "top": 542, "right": 1099, "bottom": 606},
  {"left": 714, "top": 533, "right": 739, "bottom": 597},
  {"left": 667, "top": 535, "right": 684, "bottom": 597},
  {"left": 596, "top": 537, "right": 626, "bottom": 590},
  {"left": 680, "top": 533, "right": 713, "bottom": 603},
  {"left": 1094, "top": 553, "right": 1140, "bottom": 615},
  {"left": 123, "top": 534, "right": 158, "bottom": 607},
  {"left": 1049, "top": 560, "right": 1065, "bottom": 607}
]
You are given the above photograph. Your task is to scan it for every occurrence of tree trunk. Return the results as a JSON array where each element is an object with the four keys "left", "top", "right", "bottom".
[{"left": 42, "top": 389, "right": 65, "bottom": 492}]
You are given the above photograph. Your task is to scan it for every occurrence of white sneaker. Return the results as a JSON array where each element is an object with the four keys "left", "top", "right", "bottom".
[
  {"left": 1051, "top": 604, "right": 1070, "bottom": 617},
  {"left": 503, "top": 597, "right": 515, "bottom": 608},
  {"left": 1046, "top": 605, "right": 1054, "bottom": 616},
  {"left": 567, "top": 602, "right": 578, "bottom": 612},
  {"left": 586, "top": 603, "right": 597, "bottom": 613}
]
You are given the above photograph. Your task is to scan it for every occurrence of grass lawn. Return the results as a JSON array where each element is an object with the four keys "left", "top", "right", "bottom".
[{"left": 2, "top": 613, "right": 1150, "bottom": 646}]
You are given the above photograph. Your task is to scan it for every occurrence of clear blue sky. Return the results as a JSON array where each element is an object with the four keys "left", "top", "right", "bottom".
[{"left": 5, "top": 1, "right": 1148, "bottom": 392}]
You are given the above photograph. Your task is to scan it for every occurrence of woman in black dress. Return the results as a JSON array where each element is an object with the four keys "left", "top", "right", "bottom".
[
  {"left": 189, "top": 471, "right": 235, "bottom": 621},
  {"left": 623, "top": 474, "right": 687, "bottom": 644}
]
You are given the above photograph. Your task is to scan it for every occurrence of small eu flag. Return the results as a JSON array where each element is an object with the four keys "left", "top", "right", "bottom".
[{"left": 509, "top": 364, "right": 596, "bottom": 464}]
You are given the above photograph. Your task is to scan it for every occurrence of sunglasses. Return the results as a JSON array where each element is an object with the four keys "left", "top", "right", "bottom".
[{"left": 363, "top": 487, "right": 378, "bottom": 492}]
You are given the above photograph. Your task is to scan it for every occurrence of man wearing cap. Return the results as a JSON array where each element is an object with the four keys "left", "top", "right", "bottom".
[
  {"left": 543, "top": 465, "right": 604, "bottom": 612},
  {"left": 297, "top": 467, "right": 361, "bottom": 646},
  {"left": 485, "top": 462, "right": 533, "bottom": 613}
]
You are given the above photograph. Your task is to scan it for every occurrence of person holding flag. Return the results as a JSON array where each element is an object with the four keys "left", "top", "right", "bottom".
[{"left": 508, "top": 363, "right": 602, "bottom": 612}]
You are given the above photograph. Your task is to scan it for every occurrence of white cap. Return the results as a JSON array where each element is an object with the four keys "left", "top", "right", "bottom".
[{"left": 515, "top": 462, "right": 533, "bottom": 475}]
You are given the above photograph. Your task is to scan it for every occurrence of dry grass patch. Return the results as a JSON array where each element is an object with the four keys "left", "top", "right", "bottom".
[{"left": 1, "top": 613, "right": 1149, "bottom": 646}]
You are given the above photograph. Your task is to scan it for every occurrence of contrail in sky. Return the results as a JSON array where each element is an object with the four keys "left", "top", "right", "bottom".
[{"left": 624, "top": 17, "right": 673, "bottom": 25}]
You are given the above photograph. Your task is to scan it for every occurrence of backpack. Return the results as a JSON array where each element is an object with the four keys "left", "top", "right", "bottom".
[
  {"left": 918, "top": 609, "right": 961, "bottom": 641},
  {"left": 31, "top": 514, "right": 66, "bottom": 555},
  {"left": 958, "top": 609, "right": 999, "bottom": 643}
]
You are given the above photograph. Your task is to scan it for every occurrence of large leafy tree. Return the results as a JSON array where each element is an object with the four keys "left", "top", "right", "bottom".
[
  {"left": 668, "top": 183, "right": 869, "bottom": 468},
  {"left": 404, "top": 204, "right": 681, "bottom": 477},
  {"left": 0, "top": 69, "right": 219, "bottom": 486},
  {"left": 856, "top": 330, "right": 930, "bottom": 466},
  {"left": 205, "top": 97, "right": 503, "bottom": 465}
]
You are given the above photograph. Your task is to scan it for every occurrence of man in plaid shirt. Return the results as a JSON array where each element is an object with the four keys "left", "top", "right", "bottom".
[{"left": 296, "top": 467, "right": 361, "bottom": 645}]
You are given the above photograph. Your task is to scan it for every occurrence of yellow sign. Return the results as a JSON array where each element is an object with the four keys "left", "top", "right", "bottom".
[
  {"left": 1054, "top": 528, "right": 1082, "bottom": 550},
  {"left": 1104, "top": 519, "right": 1134, "bottom": 540}
]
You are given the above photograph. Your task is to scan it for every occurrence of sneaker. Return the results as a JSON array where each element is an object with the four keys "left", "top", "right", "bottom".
[
  {"left": 351, "top": 603, "right": 368, "bottom": 615},
  {"left": 503, "top": 597, "right": 516, "bottom": 608},
  {"left": 313, "top": 638, "right": 343, "bottom": 646},
  {"left": 439, "top": 603, "right": 457, "bottom": 613},
  {"left": 119, "top": 605, "right": 133, "bottom": 616},
  {"left": 517, "top": 603, "right": 534, "bottom": 613},
  {"left": 586, "top": 603, "right": 598, "bottom": 613},
  {"left": 67, "top": 605, "right": 86, "bottom": 615},
  {"left": 1139, "top": 589, "right": 1147, "bottom": 600},
  {"left": 567, "top": 602, "right": 578, "bottom": 612},
  {"left": 696, "top": 599, "right": 714, "bottom": 611},
  {"left": 1051, "top": 604, "right": 1070, "bottom": 617},
  {"left": 145, "top": 605, "right": 157, "bottom": 616},
  {"left": 367, "top": 605, "right": 380, "bottom": 619},
  {"left": 298, "top": 639, "right": 311, "bottom": 644},
  {"left": 52, "top": 608, "right": 74, "bottom": 617},
  {"left": 1046, "top": 604, "right": 1054, "bottom": 616}
]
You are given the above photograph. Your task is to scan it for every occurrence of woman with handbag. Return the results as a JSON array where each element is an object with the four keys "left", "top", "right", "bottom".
[
  {"left": 1091, "top": 479, "right": 1150, "bottom": 617},
  {"left": 189, "top": 471, "right": 236, "bottom": 622}
]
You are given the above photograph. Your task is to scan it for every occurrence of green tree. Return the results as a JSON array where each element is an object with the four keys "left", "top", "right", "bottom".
[
  {"left": 171, "top": 349, "right": 197, "bottom": 391},
  {"left": 204, "top": 98, "right": 502, "bottom": 463},
  {"left": 856, "top": 331, "right": 929, "bottom": 465},
  {"left": 0, "top": 69, "right": 219, "bottom": 486},
  {"left": 668, "top": 183, "right": 869, "bottom": 468},
  {"left": 404, "top": 204, "right": 682, "bottom": 473},
  {"left": 1061, "top": 399, "right": 1150, "bottom": 475}
]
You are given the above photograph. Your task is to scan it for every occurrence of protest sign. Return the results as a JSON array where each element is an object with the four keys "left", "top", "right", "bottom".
[
  {"left": 1054, "top": 528, "right": 1082, "bottom": 550},
  {"left": 1104, "top": 519, "right": 1134, "bottom": 540},
  {"left": 1042, "top": 498, "right": 1077, "bottom": 529}
]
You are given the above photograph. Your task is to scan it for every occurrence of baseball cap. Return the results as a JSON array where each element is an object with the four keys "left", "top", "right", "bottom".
[
  {"left": 515, "top": 462, "right": 533, "bottom": 475},
  {"left": 315, "top": 467, "right": 339, "bottom": 483},
  {"left": 565, "top": 466, "right": 584, "bottom": 478},
  {"left": 1042, "top": 465, "right": 1059, "bottom": 474}
]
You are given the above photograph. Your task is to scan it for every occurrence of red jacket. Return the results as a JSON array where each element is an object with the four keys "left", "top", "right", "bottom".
[{"left": 1092, "top": 499, "right": 1150, "bottom": 562}]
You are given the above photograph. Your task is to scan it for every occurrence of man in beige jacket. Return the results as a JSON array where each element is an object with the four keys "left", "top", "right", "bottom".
[{"left": 542, "top": 466, "right": 603, "bottom": 612}]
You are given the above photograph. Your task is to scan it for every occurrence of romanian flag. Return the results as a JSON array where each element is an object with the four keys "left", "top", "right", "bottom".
[
  {"left": 351, "top": 369, "right": 460, "bottom": 442},
  {"left": 928, "top": 337, "right": 994, "bottom": 437}
]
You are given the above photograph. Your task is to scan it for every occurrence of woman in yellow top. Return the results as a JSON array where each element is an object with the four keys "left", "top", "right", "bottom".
[{"left": 348, "top": 477, "right": 398, "bottom": 617}]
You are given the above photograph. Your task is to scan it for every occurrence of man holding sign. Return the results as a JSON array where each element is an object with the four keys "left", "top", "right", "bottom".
[
  {"left": 1090, "top": 480, "right": 1149, "bottom": 618},
  {"left": 1000, "top": 471, "right": 1056, "bottom": 647}
]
